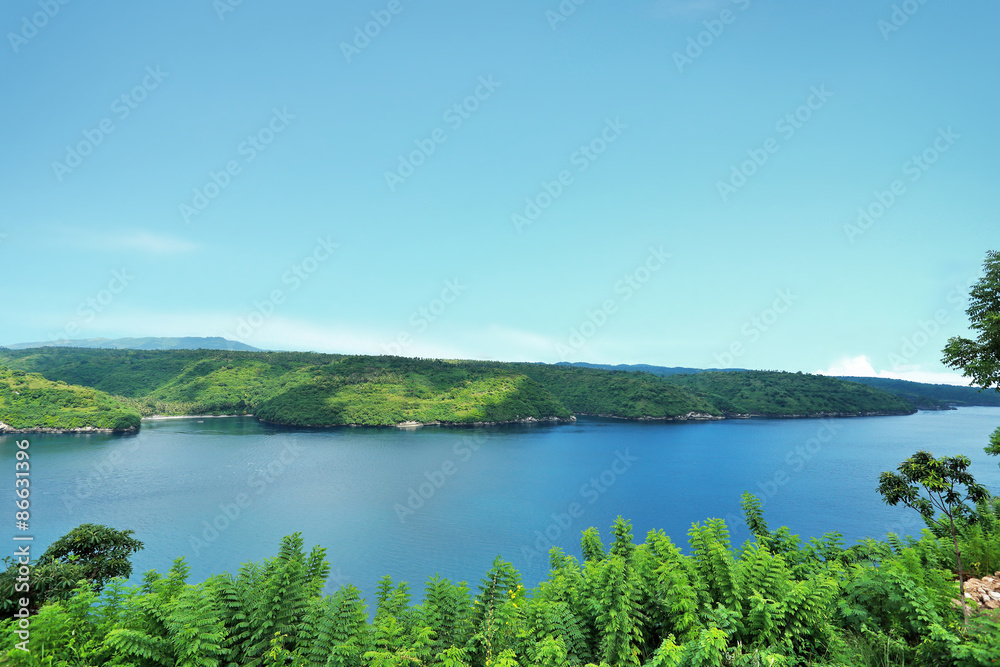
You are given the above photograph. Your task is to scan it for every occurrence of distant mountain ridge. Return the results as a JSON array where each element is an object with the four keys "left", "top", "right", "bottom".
[{"left": 3, "top": 336, "right": 260, "bottom": 352}]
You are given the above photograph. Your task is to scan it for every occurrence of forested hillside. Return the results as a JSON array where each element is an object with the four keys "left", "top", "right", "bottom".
[
  {"left": 0, "top": 348, "right": 917, "bottom": 428},
  {"left": 513, "top": 363, "right": 718, "bottom": 419},
  {"left": 840, "top": 376, "right": 1000, "bottom": 409},
  {"left": 254, "top": 361, "right": 573, "bottom": 426},
  {"left": 0, "top": 366, "right": 140, "bottom": 432},
  {"left": 563, "top": 362, "right": 1000, "bottom": 410},
  {"left": 663, "top": 371, "right": 917, "bottom": 417}
]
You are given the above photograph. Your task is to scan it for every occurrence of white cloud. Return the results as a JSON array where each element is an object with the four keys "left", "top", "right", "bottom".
[
  {"left": 815, "top": 355, "right": 971, "bottom": 386},
  {"left": 816, "top": 355, "right": 880, "bottom": 377},
  {"left": 105, "top": 231, "right": 200, "bottom": 254}
]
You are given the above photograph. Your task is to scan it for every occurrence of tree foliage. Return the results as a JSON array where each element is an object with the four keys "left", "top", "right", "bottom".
[
  {"left": 878, "top": 451, "right": 989, "bottom": 622},
  {"left": 943, "top": 249, "right": 1000, "bottom": 391},
  {"left": 0, "top": 523, "right": 143, "bottom": 615}
]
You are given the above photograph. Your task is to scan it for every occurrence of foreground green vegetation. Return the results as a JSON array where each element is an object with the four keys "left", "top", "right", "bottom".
[
  {"left": 0, "top": 349, "right": 916, "bottom": 428},
  {"left": 4, "top": 500, "right": 1000, "bottom": 666},
  {"left": 0, "top": 367, "right": 140, "bottom": 431}
]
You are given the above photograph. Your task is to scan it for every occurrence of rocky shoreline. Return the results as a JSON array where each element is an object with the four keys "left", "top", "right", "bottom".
[
  {"left": 723, "top": 409, "right": 918, "bottom": 419},
  {"left": 3, "top": 408, "right": 923, "bottom": 434},
  {"left": 260, "top": 415, "right": 578, "bottom": 429},
  {"left": 574, "top": 411, "right": 724, "bottom": 421},
  {"left": 143, "top": 414, "right": 254, "bottom": 420},
  {"left": 0, "top": 420, "right": 136, "bottom": 434},
  {"left": 393, "top": 415, "right": 577, "bottom": 428}
]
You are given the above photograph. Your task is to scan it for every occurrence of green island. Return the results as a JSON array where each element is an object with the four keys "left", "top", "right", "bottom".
[{"left": 0, "top": 349, "right": 917, "bottom": 431}]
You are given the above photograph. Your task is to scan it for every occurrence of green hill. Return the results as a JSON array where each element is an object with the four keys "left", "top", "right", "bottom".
[
  {"left": 0, "top": 367, "right": 140, "bottom": 432},
  {"left": 663, "top": 370, "right": 917, "bottom": 417},
  {"left": 513, "top": 363, "right": 719, "bottom": 419},
  {"left": 0, "top": 348, "right": 918, "bottom": 429},
  {"left": 254, "top": 360, "right": 571, "bottom": 426}
]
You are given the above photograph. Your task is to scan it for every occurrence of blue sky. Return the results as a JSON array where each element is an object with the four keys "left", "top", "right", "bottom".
[{"left": 1, "top": 0, "right": 997, "bottom": 383}]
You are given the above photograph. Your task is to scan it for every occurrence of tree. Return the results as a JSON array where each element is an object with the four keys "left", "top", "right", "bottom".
[
  {"left": 877, "top": 451, "right": 988, "bottom": 621},
  {"left": 943, "top": 249, "right": 1000, "bottom": 391},
  {"left": 0, "top": 523, "right": 143, "bottom": 615}
]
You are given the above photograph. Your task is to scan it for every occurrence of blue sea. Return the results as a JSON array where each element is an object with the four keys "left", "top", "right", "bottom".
[{"left": 4, "top": 408, "right": 998, "bottom": 604}]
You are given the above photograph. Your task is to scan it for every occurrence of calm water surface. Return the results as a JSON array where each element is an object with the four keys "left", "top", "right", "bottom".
[{"left": 3, "top": 409, "right": 999, "bottom": 603}]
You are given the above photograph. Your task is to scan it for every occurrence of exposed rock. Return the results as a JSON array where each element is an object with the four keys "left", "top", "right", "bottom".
[{"left": 961, "top": 573, "right": 1000, "bottom": 616}]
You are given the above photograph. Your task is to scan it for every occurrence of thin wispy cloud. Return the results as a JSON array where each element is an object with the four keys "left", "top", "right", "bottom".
[
  {"left": 62, "top": 228, "right": 201, "bottom": 255},
  {"left": 112, "top": 231, "right": 200, "bottom": 254}
]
